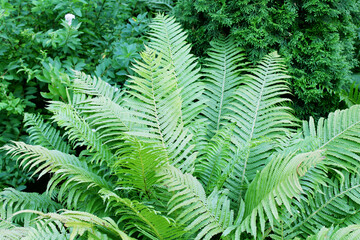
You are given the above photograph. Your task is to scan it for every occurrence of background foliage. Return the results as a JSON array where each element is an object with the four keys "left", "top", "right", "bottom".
[
  {"left": 0, "top": 0, "right": 151, "bottom": 190},
  {"left": 172, "top": 0, "right": 360, "bottom": 119}
]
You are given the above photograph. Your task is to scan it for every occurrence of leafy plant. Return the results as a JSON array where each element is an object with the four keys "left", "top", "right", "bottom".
[
  {"left": 1, "top": 14, "right": 360, "bottom": 239},
  {"left": 0, "top": 0, "right": 151, "bottom": 190}
]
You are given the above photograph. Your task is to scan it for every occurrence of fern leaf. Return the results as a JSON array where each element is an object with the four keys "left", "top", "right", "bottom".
[
  {"left": 100, "top": 189, "right": 185, "bottom": 240},
  {"left": 0, "top": 188, "right": 61, "bottom": 225},
  {"left": 71, "top": 71, "right": 124, "bottom": 104},
  {"left": 16, "top": 209, "right": 134, "bottom": 240},
  {"left": 302, "top": 105, "right": 360, "bottom": 171},
  {"left": 2, "top": 142, "right": 113, "bottom": 211},
  {"left": 280, "top": 172, "right": 360, "bottom": 238},
  {"left": 226, "top": 52, "right": 298, "bottom": 187},
  {"left": 24, "top": 113, "right": 72, "bottom": 154},
  {"left": 149, "top": 14, "right": 205, "bottom": 126},
  {"left": 340, "top": 82, "right": 360, "bottom": 107},
  {"left": 202, "top": 37, "right": 247, "bottom": 136},
  {"left": 195, "top": 125, "right": 234, "bottom": 193},
  {"left": 47, "top": 98, "right": 115, "bottom": 166},
  {"left": 0, "top": 219, "right": 69, "bottom": 240},
  {"left": 114, "top": 138, "right": 167, "bottom": 195},
  {"left": 227, "top": 150, "right": 324, "bottom": 238},
  {"left": 126, "top": 47, "right": 196, "bottom": 171},
  {"left": 158, "top": 165, "right": 233, "bottom": 239},
  {"left": 306, "top": 225, "right": 360, "bottom": 240}
]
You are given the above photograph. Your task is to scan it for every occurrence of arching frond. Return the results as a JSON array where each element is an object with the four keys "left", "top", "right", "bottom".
[
  {"left": 227, "top": 150, "right": 324, "bottom": 238},
  {"left": 71, "top": 71, "right": 124, "bottom": 104},
  {"left": 17, "top": 210, "right": 134, "bottom": 240},
  {"left": 24, "top": 113, "right": 72, "bottom": 154},
  {"left": 340, "top": 82, "right": 360, "bottom": 107},
  {"left": 302, "top": 105, "right": 360, "bottom": 172},
  {"left": 305, "top": 225, "right": 360, "bottom": 240},
  {"left": 100, "top": 189, "right": 185, "bottom": 240},
  {"left": 201, "top": 37, "right": 247, "bottom": 137},
  {"left": 280, "top": 172, "right": 360, "bottom": 238},
  {"left": 149, "top": 14, "right": 205, "bottom": 126},
  {"left": 0, "top": 219, "right": 69, "bottom": 240},
  {"left": 126, "top": 48, "right": 196, "bottom": 171},
  {"left": 2, "top": 142, "right": 113, "bottom": 212},
  {"left": 114, "top": 138, "right": 167, "bottom": 195},
  {"left": 226, "top": 52, "right": 298, "bottom": 185},
  {"left": 195, "top": 125, "right": 234, "bottom": 193},
  {"left": 0, "top": 188, "right": 61, "bottom": 225},
  {"left": 47, "top": 99, "right": 115, "bottom": 166},
  {"left": 0, "top": 220, "right": 29, "bottom": 239},
  {"left": 158, "top": 165, "right": 233, "bottom": 240}
]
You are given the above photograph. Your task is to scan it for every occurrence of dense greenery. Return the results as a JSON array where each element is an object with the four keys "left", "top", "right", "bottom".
[
  {"left": 0, "top": 0, "right": 151, "bottom": 189},
  {"left": 172, "top": 0, "right": 360, "bottom": 119},
  {"left": 1, "top": 14, "right": 360, "bottom": 239}
]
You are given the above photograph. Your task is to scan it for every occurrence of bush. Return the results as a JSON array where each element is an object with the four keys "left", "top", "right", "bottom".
[
  {"left": 0, "top": 0, "right": 150, "bottom": 190},
  {"left": 172, "top": 0, "right": 360, "bottom": 119},
  {"left": 1, "top": 14, "right": 360, "bottom": 239}
]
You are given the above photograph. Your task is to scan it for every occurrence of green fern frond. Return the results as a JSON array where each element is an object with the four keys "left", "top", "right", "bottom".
[
  {"left": 47, "top": 99, "right": 115, "bottom": 166},
  {"left": 0, "top": 220, "right": 29, "bottom": 239},
  {"left": 305, "top": 225, "right": 360, "bottom": 240},
  {"left": 158, "top": 165, "right": 233, "bottom": 240},
  {"left": 149, "top": 14, "right": 205, "bottom": 126},
  {"left": 24, "top": 113, "right": 72, "bottom": 154},
  {"left": 302, "top": 105, "right": 360, "bottom": 171},
  {"left": 16, "top": 209, "right": 133, "bottom": 240},
  {"left": 2, "top": 142, "right": 113, "bottom": 211},
  {"left": 0, "top": 188, "right": 61, "bottom": 225},
  {"left": 281, "top": 172, "right": 360, "bottom": 238},
  {"left": 195, "top": 125, "right": 234, "bottom": 193},
  {"left": 340, "top": 82, "right": 360, "bottom": 107},
  {"left": 226, "top": 52, "right": 298, "bottom": 186},
  {"left": 0, "top": 219, "right": 69, "bottom": 240},
  {"left": 202, "top": 37, "right": 247, "bottom": 136},
  {"left": 126, "top": 47, "right": 196, "bottom": 171},
  {"left": 71, "top": 71, "right": 124, "bottom": 104},
  {"left": 227, "top": 150, "right": 324, "bottom": 239},
  {"left": 100, "top": 189, "right": 185, "bottom": 240},
  {"left": 114, "top": 138, "right": 167, "bottom": 195}
]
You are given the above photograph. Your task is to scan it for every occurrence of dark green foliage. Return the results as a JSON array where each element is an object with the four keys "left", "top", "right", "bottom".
[
  {"left": 0, "top": 0, "right": 151, "bottom": 190},
  {"left": 172, "top": 0, "right": 360, "bottom": 119}
]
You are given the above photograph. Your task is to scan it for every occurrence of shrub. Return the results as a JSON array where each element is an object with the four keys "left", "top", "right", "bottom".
[
  {"left": 1, "top": 14, "right": 360, "bottom": 239},
  {"left": 172, "top": 0, "right": 360, "bottom": 120},
  {"left": 0, "top": 0, "right": 150, "bottom": 190}
]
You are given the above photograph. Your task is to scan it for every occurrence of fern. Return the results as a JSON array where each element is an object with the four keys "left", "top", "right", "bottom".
[
  {"left": 126, "top": 47, "right": 196, "bottom": 171},
  {"left": 340, "top": 82, "right": 360, "bottom": 107},
  {"left": 227, "top": 52, "right": 298, "bottom": 184},
  {"left": 305, "top": 225, "right": 360, "bottom": 240},
  {"left": 24, "top": 113, "right": 72, "bottom": 153},
  {"left": 158, "top": 165, "right": 233, "bottom": 240},
  {"left": 100, "top": 189, "right": 185, "bottom": 240},
  {"left": 0, "top": 219, "right": 69, "bottom": 240},
  {"left": 302, "top": 105, "right": 360, "bottom": 172},
  {"left": 202, "top": 36, "right": 247, "bottom": 136},
  {"left": 2, "top": 142, "right": 112, "bottom": 211},
  {"left": 226, "top": 150, "right": 324, "bottom": 238},
  {"left": 114, "top": 138, "right": 167, "bottom": 195},
  {"left": 149, "top": 14, "right": 205, "bottom": 126},
  {"left": 0, "top": 188, "right": 61, "bottom": 225},
  {"left": 17, "top": 209, "right": 133, "bottom": 240}
]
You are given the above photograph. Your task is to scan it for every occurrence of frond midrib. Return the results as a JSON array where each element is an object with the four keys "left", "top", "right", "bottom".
[{"left": 293, "top": 183, "right": 360, "bottom": 232}]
